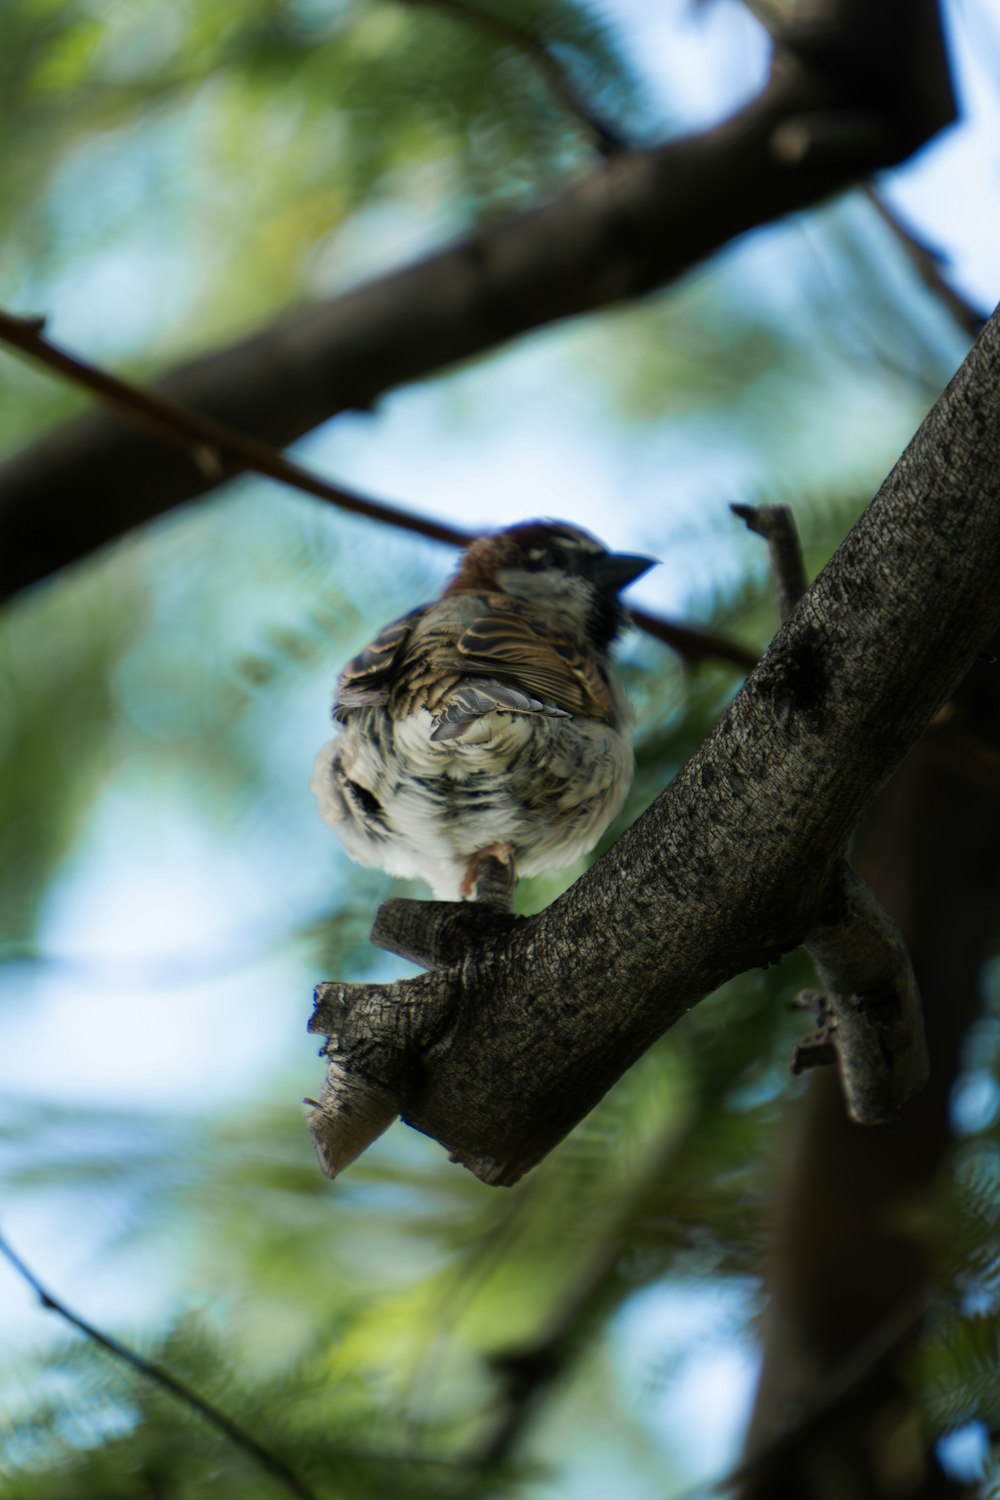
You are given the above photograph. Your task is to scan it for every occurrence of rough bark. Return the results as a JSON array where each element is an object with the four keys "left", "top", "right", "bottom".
[
  {"left": 0, "top": 0, "right": 952, "bottom": 598},
  {"left": 306, "top": 303, "right": 1000, "bottom": 1188}
]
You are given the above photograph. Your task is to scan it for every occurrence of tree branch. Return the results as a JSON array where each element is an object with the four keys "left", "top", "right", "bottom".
[
  {"left": 734, "top": 637, "right": 1000, "bottom": 1498},
  {"left": 0, "top": 308, "right": 468, "bottom": 551},
  {"left": 0, "top": 1, "right": 953, "bottom": 599},
  {"left": 631, "top": 607, "right": 758, "bottom": 672},
  {"left": 307, "top": 300, "right": 1000, "bottom": 1187}
]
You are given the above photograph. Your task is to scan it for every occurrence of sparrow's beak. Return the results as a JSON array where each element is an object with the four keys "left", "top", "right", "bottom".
[{"left": 590, "top": 551, "right": 658, "bottom": 592}]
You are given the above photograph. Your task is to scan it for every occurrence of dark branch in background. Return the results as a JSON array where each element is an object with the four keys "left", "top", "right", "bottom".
[
  {"left": 736, "top": 0, "right": 982, "bottom": 342},
  {"left": 671, "top": 1301, "right": 924, "bottom": 1500},
  {"left": 0, "top": 1230, "right": 321, "bottom": 1500},
  {"left": 796, "top": 863, "right": 927, "bottom": 1120},
  {"left": 399, "top": 0, "right": 627, "bottom": 155},
  {"left": 863, "top": 185, "right": 988, "bottom": 340},
  {"left": 0, "top": 0, "right": 954, "bottom": 600},
  {"left": 631, "top": 606, "right": 756, "bottom": 671},
  {"left": 0, "top": 308, "right": 756, "bottom": 672},
  {"left": 926, "top": 708, "right": 1000, "bottom": 794}
]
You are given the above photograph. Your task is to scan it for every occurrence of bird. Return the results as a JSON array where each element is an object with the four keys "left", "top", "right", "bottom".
[{"left": 310, "top": 519, "right": 656, "bottom": 903}]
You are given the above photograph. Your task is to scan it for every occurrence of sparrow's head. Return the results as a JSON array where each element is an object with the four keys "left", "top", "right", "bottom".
[{"left": 446, "top": 520, "right": 657, "bottom": 648}]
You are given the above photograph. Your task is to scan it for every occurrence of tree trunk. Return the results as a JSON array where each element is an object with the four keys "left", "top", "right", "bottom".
[{"left": 738, "top": 653, "right": 1000, "bottom": 1498}]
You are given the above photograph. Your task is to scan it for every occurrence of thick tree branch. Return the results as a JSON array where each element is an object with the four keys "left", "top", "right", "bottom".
[
  {"left": 0, "top": 1, "right": 952, "bottom": 598},
  {"left": 307, "top": 302, "right": 1000, "bottom": 1187}
]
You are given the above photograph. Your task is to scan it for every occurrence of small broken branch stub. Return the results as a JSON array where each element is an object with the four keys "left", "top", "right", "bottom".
[{"left": 802, "top": 865, "right": 929, "bottom": 1124}]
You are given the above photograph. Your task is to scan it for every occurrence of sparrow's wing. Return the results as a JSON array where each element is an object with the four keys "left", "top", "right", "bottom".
[
  {"left": 429, "top": 681, "right": 570, "bottom": 742},
  {"left": 456, "top": 608, "right": 614, "bottom": 720},
  {"left": 334, "top": 606, "right": 427, "bottom": 716}
]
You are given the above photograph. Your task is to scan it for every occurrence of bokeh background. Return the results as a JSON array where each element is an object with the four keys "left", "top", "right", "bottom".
[{"left": 1, "top": 1, "right": 999, "bottom": 1495}]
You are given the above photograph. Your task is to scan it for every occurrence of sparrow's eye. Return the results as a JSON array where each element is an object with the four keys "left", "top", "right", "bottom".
[
  {"left": 547, "top": 541, "right": 598, "bottom": 574},
  {"left": 521, "top": 544, "right": 571, "bottom": 572},
  {"left": 516, "top": 529, "right": 602, "bottom": 572}
]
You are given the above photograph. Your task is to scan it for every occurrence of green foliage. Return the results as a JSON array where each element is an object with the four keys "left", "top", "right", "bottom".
[
  {"left": 0, "top": 1318, "right": 463, "bottom": 1500},
  {"left": 0, "top": 554, "right": 147, "bottom": 941},
  {"left": 0, "top": 0, "right": 639, "bottom": 364},
  {"left": 908, "top": 980, "right": 1000, "bottom": 1481}
]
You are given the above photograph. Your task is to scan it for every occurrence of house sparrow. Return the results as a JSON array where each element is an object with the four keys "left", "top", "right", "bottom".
[{"left": 311, "top": 520, "right": 655, "bottom": 901}]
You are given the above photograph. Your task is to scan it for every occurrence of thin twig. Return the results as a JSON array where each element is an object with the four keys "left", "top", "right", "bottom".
[
  {"left": 0, "top": 1231, "right": 472, "bottom": 1487},
  {"left": 399, "top": 0, "right": 627, "bottom": 155},
  {"left": 863, "top": 186, "right": 987, "bottom": 341},
  {"left": 0, "top": 1229, "right": 321, "bottom": 1500},
  {"left": 0, "top": 310, "right": 466, "bottom": 549},
  {"left": 630, "top": 607, "right": 758, "bottom": 671},
  {"left": 0, "top": 308, "right": 755, "bottom": 672},
  {"left": 730, "top": 504, "right": 807, "bottom": 622}
]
